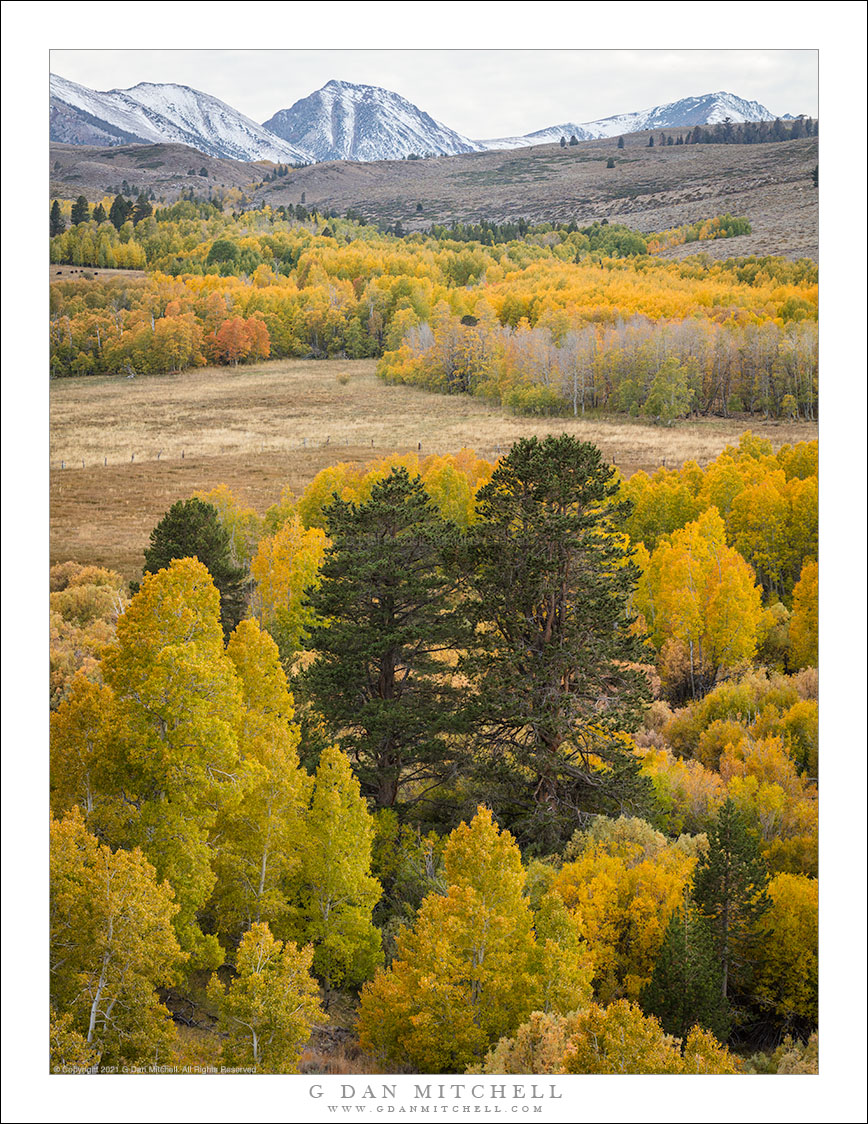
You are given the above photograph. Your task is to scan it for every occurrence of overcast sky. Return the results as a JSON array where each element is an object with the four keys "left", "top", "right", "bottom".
[{"left": 49, "top": 49, "right": 817, "bottom": 138}]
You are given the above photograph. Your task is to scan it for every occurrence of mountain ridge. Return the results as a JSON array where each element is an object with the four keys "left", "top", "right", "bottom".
[
  {"left": 50, "top": 74, "right": 796, "bottom": 165},
  {"left": 50, "top": 74, "right": 311, "bottom": 163},
  {"left": 478, "top": 92, "right": 785, "bottom": 150}
]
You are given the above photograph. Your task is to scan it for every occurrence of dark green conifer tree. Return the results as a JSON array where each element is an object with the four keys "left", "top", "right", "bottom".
[
  {"left": 694, "top": 798, "right": 771, "bottom": 1001},
  {"left": 300, "top": 468, "right": 471, "bottom": 810},
  {"left": 50, "top": 200, "right": 65, "bottom": 237},
  {"left": 109, "top": 194, "right": 132, "bottom": 230},
  {"left": 143, "top": 497, "right": 249, "bottom": 639},
  {"left": 464, "top": 436, "right": 652, "bottom": 848},
  {"left": 70, "top": 195, "right": 90, "bottom": 225},
  {"left": 132, "top": 192, "right": 153, "bottom": 225},
  {"left": 641, "top": 900, "right": 730, "bottom": 1042}
]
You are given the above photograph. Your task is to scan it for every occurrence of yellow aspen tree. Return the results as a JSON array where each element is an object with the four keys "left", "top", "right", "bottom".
[
  {"left": 50, "top": 676, "right": 116, "bottom": 818},
  {"left": 207, "top": 922, "right": 322, "bottom": 1073},
  {"left": 358, "top": 807, "right": 591, "bottom": 1073},
  {"left": 249, "top": 513, "right": 328, "bottom": 664},
  {"left": 636, "top": 507, "right": 763, "bottom": 699},
  {"left": 551, "top": 818, "right": 697, "bottom": 1001},
  {"left": 209, "top": 620, "right": 311, "bottom": 946},
  {"left": 99, "top": 558, "right": 243, "bottom": 968},
  {"left": 50, "top": 810, "right": 185, "bottom": 1068},
  {"left": 789, "top": 560, "right": 818, "bottom": 670},
  {"left": 561, "top": 1000, "right": 739, "bottom": 1074},
  {"left": 287, "top": 746, "right": 383, "bottom": 992},
  {"left": 194, "top": 484, "right": 262, "bottom": 570},
  {"left": 752, "top": 873, "right": 818, "bottom": 1025}
]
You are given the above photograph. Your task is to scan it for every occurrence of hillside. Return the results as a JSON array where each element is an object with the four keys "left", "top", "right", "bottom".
[
  {"left": 257, "top": 133, "right": 818, "bottom": 260},
  {"left": 50, "top": 132, "right": 818, "bottom": 261},
  {"left": 50, "top": 141, "right": 261, "bottom": 200}
]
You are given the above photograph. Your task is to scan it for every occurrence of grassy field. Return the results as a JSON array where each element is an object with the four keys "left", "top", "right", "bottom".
[
  {"left": 50, "top": 358, "right": 818, "bottom": 580},
  {"left": 50, "top": 264, "right": 146, "bottom": 283}
]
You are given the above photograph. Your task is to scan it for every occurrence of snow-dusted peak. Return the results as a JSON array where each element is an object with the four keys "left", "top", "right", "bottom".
[
  {"left": 264, "top": 81, "right": 484, "bottom": 163},
  {"left": 50, "top": 73, "right": 312, "bottom": 163}
]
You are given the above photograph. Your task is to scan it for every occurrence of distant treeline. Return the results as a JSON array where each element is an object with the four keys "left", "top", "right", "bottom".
[{"left": 677, "top": 118, "right": 817, "bottom": 146}]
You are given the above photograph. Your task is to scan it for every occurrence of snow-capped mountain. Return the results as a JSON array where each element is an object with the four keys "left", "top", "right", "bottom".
[
  {"left": 50, "top": 75, "right": 794, "bottom": 167},
  {"left": 50, "top": 74, "right": 311, "bottom": 163},
  {"left": 263, "top": 79, "right": 484, "bottom": 163},
  {"left": 480, "top": 92, "right": 782, "bottom": 150}
]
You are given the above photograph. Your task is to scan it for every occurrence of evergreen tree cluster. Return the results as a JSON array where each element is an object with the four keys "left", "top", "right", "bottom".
[
  {"left": 684, "top": 118, "right": 817, "bottom": 145},
  {"left": 299, "top": 439, "right": 653, "bottom": 848}
]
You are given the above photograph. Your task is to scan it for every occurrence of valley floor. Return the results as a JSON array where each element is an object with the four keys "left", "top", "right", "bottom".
[{"left": 50, "top": 358, "right": 817, "bottom": 579}]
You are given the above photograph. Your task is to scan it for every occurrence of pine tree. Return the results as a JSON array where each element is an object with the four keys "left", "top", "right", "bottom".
[
  {"left": 109, "top": 193, "right": 132, "bottom": 230},
  {"left": 693, "top": 798, "right": 770, "bottom": 1001},
  {"left": 143, "top": 497, "right": 249, "bottom": 638},
  {"left": 50, "top": 199, "right": 65, "bottom": 237},
  {"left": 132, "top": 192, "right": 153, "bottom": 224},
  {"left": 465, "top": 436, "right": 652, "bottom": 848},
  {"left": 92, "top": 202, "right": 107, "bottom": 225},
  {"left": 70, "top": 195, "right": 90, "bottom": 225},
  {"left": 617, "top": 136, "right": 625, "bottom": 149},
  {"left": 299, "top": 467, "right": 471, "bottom": 809},
  {"left": 641, "top": 900, "right": 730, "bottom": 1042}
]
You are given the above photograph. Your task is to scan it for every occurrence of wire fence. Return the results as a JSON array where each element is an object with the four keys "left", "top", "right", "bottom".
[{"left": 50, "top": 440, "right": 636, "bottom": 472}]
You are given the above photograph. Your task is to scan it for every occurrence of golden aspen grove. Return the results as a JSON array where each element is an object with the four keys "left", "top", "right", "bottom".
[{"left": 49, "top": 127, "right": 819, "bottom": 1078}]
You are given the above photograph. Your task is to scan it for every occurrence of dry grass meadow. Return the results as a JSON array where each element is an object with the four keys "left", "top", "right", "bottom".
[{"left": 50, "top": 358, "right": 818, "bottom": 580}]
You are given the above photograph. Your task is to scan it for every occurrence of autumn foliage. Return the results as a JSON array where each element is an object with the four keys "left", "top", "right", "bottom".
[{"left": 49, "top": 427, "right": 818, "bottom": 1073}]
